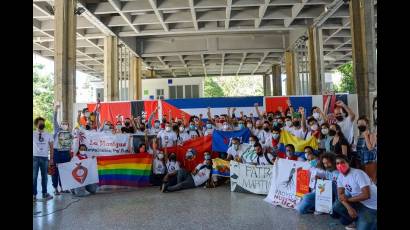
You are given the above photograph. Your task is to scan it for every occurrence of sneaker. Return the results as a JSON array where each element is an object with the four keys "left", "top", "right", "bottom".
[
  {"left": 42, "top": 193, "right": 53, "bottom": 201},
  {"left": 54, "top": 190, "right": 61, "bottom": 196},
  {"left": 345, "top": 223, "right": 356, "bottom": 230},
  {"left": 314, "top": 211, "right": 324, "bottom": 215}
]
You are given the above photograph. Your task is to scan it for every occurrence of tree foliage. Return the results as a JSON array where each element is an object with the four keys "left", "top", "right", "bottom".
[
  {"left": 33, "top": 64, "right": 54, "bottom": 132},
  {"left": 336, "top": 62, "right": 356, "bottom": 93},
  {"left": 204, "top": 77, "right": 225, "bottom": 97},
  {"left": 205, "top": 75, "right": 263, "bottom": 97}
]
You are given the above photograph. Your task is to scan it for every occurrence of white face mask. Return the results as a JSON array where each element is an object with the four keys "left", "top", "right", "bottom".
[
  {"left": 61, "top": 124, "right": 68, "bottom": 130},
  {"left": 85, "top": 112, "right": 90, "bottom": 117},
  {"left": 247, "top": 123, "right": 253, "bottom": 128},
  {"left": 165, "top": 127, "right": 171, "bottom": 132},
  {"left": 158, "top": 153, "right": 164, "bottom": 159},
  {"left": 305, "top": 153, "right": 309, "bottom": 160},
  {"left": 104, "top": 125, "right": 111, "bottom": 130},
  {"left": 233, "top": 144, "right": 239, "bottom": 150},
  {"left": 272, "top": 133, "right": 279, "bottom": 139},
  {"left": 179, "top": 126, "right": 185, "bottom": 132},
  {"left": 311, "top": 124, "right": 318, "bottom": 131},
  {"left": 285, "top": 121, "right": 292, "bottom": 127},
  {"left": 321, "top": 128, "right": 329, "bottom": 135},
  {"left": 249, "top": 141, "right": 256, "bottom": 146},
  {"left": 223, "top": 124, "right": 229, "bottom": 130},
  {"left": 154, "top": 123, "right": 160, "bottom": 128},
  {"left": 79, "top": 151, "right": 86, "bottom": 155},
  {"left": 312, "top": 112, "right": 320, "bottom": 119}
]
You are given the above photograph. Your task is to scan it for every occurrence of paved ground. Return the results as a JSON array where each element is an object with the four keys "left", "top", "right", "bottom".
[{"left": 33, "top": 176, "right": 344, "bottom": 230}]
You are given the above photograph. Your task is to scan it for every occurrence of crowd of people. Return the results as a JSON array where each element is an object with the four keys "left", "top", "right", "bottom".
[{"left": 33, "top": 95, "right": 377, "bottom": 230}]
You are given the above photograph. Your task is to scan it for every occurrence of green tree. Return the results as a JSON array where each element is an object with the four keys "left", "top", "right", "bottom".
[
  {"left": 204, "top": 77, "right": 225, "bottom": 97},
  {"left": 336, "top": 62, "right": 356, "bottom": 93},
  {"left": 33, "top": 64, "right": 54, "bottom": 132},
  {"left": 219, "top": 75, "right": 263, "bottom": 97}
]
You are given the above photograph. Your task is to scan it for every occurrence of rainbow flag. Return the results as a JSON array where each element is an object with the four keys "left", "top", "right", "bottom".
[
  {"left": 278, "top": 130, "right": 319, "bottom": 158},
  {"left": 97, "top": 153, "right": 152, "bottom": 187}
]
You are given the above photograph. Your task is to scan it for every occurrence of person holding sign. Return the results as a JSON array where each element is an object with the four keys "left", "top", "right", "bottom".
[{"left": 332, "top": 155, "right": 377, "bottom": 230}]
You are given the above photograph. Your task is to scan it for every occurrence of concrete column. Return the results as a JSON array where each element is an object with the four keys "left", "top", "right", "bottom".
[
  {"left": 104, "top": 36, "right": 119, "bottom": 101},
  {"left": 285, "top": 51, "right": 296, "bottom": 95},
  {"left": 314, "top": 27, "right": 325, "bottom": 94},
  {"left": 54, "top": 0, "right": 76, "bottom": 126},
  {"left": 349, "top": 0, "right": 376, "bottom": 116},
  {"left": 129, "top": 56, "right": 142, "bottom": 100},
  {"left": 308, "top": 26, "right": 320, "bottom": 95},
  {"left": 262, "top": 74, "right": 272, "bottom": 96},
  {"left": 272, "top": 64, "right": 282, "bottom": 96}
]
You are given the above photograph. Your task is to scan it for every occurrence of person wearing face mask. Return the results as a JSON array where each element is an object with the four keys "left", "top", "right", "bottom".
[
  {"left": 114, "top": 121, "right": 123, "bottom": 134},
  {"left": 319, "top": 123, "right": 332, "bottom": 153},
  {"left": 150, "top": 151, "right": 167, "bottom": 186},
  {"left": 157, "top": 123, "right": 177, "bottom": 148},
  {"left": 296, "top": 153, "right": 339, "bottom": 215},
  {"left": 311, "top": 106, "right": 327, "bottom": 126},
  {"left": 283, "top": 116, "right": 293, "bottom": 132},
  {"left": 204, "top": 121, "right": 215, "bottom": 136},
  {"left": 277, "top": 144, "right": 298, "bottom": 161},
  {"left": 51, "top": 104, "right": 74, "bottom": 195},
  {"left": 355, "top": 116, "right": 377, "bottom": 184},
  {"left": 33, "top": 117, "right": 54, "bottom": 202},
  {"left": 305, "top": 118, "right": 321, "bottom": 140},
  {"left": 241, "top": 135, "right": 259, "bottom": 164},
  {"left": 333, "top": 100, "right": 356, "bottom": 145},
  {"left": 176, "top": 125, "right": 190, "bottom": 146},
  {"left": 226, "top": 137, "right": 247, "bottom": 162},
  {"left": 288, "top": 107, "right": 308, "bottom": 140},
  {"left": 100, "top": 121, "right": 114, "bottom": 133},
  {"left": 332, "top": 155, "right": 377, "bottom": 230},
  {"left": 252, "top": 143, "right": 274, "bottom": 165},
  {"left": 329, "top": 124, "right": 350, "bottom": 157},
  {"left": 252, "top": 120, "right": 264, "bottom": 137},
  {"left": 187, "top": 121, "right": 202, "bottom": 139},
  {"left": 257, "top": 121, "right": 272, "bottom": 148},
  {"left": 120, "top": 118, "right": 135, "bottom": 133},
  {"left": 162, "top": 157, "right": 213, "bottom": 193},
  {"left": 161, "top": 152, "right": 181, "bottom": 189},
  {"left": 303, "top": 146, "right": 318, "bottom": 166},
  {"left": 71, "top": 144, "right": 99, "bottom": 197}
]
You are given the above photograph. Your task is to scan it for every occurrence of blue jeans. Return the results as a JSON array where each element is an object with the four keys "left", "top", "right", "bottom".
[
  {"left": 296, "top": 181, "right": 338, "bottom": 214},
  {"left": 332, "top": 194, "right": 377, "bottom": 230},
  {"left": 72, "top": 184, "right": 99, "bottom": 197},
  {"left": 52, "top": 149, "right": 71, "bottom": 189},
  {"left": 33, "top": 156, "right": 49, "bottom": 196}
]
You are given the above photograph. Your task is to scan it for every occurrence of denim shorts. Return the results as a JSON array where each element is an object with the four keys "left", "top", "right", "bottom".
[{"left": 358, "top": 149, "right": 377, "bottom": 165}]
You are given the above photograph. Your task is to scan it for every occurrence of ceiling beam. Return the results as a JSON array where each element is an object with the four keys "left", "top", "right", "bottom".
[
  {"left": 178, "top": 55, "right": 192, "bottom": 77},
  {"left": 255, "top": 0, "right": 270, "bottom": 28},
  {"left": 225, "top": 0, "right": 232, "bottom": 29},
  {"left": 284, "top": 1, "right": 307, "bottom": 27},
  {"left": 157, "top": 56, "right": 175, "bottom": 77},
  {"left": 201, "top": 54, "right": 207, "bottom": 77},
  {"left": 188, "top": 0, "right": 198, "bottom": 31},
  {"left": 236, "top": 53, "right": 247, "bottom": 76},
  {"left": 220, "top": 53, "right": 225, "bottom": 76},
  {"left": 148, "top": 0, "right": 169, "bottom": 32},
  {"left": 107, "top": 0, "right": 140, "bottom": 34},
  {"left": 251, "top": 52, "right": 269, "bottom": 75}
]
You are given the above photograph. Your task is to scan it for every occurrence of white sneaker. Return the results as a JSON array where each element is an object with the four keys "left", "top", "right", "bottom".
[{"left": 345, "top": 223, "right": 356, "bottom": 230}]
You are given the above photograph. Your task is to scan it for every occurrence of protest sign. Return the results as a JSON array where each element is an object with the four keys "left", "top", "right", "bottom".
[
  {"left": 230, "top": 161, "right": 273, "bottom": 195},
  {"left": 315, "top": 179, "right": 333, "bottom": 214},
  {"left": 58, "top": 158, "right": 99, "bottom": 190},
  {"left": 296, "top": 169, "right": 310, "bottom": 197},
  {"left": 78, "top": 130, "right": 130, "bottom": 155}
]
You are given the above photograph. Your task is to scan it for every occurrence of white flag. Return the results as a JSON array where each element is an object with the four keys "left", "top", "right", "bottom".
[{"left": 58, "top": 157, "right": 99, "bottom": 190}]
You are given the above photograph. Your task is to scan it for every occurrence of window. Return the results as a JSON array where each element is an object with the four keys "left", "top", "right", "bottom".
[
  {"left": 169, "top": 85, "right": 184, "bottom": 99},
  {"left": 156, "top": 89, "right": 164, "bottom": 99},
  {"left": 184, "top": 85, "right": 199, "bottom": 98},
  {"left": 185, "top": 85, "right": 192, "bottom": 98}
]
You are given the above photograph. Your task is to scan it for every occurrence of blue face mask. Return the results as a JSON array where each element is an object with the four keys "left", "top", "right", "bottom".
[
  {"left": 206, "top": 124, "right": 212, "bottom": 129},
  {"left": 239, "top": 124, "right": 245, "bottom": 129},
  {"left": 190, "top": 125, "right": 195, "bottom": 130},
  {"left": 310, "top": 159, "right": 318, "bottom": 167}
]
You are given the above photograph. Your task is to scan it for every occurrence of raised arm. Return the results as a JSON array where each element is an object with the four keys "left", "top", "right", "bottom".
[
  {"left": 53, "top": 104, "right": 60, "bottom": 135},
  {"left": 299, "top": 107, "right": 307, "bottom": 132},
  {"left": 323, "top": 93, "right": 333, "bottom": 115},
  {"left": 207, "top": 107, "right": 216, "bottom": 126},
  {"left": 168, "top": 109, "right": 172, "bottom": 123},
  {"left": 147, "top": 107, "right": 158, "bottom": 129},
  {"left": 335, "top": 100, "right": 356, "bottom": 122},
  {"left": 254, "top": 103, "right": 262, "bottom": 119},
  {"left": 287, "top": 100, "right": 294, "bottom": 118}
]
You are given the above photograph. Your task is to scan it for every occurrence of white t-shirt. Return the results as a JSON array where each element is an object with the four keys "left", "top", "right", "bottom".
[
  {"left": 204, "top": 128, "right": 214, "bottom": 136},
  {"left": 252, "top": 153, "right": 274, "bottom": 165},
  {"left": 177, "top": 132, "right": 191, "bottom": 145},
  {"left": 157, "top": 130, "right": 177, "bottom": 148},
  {"left": 33, "top": 131, "right": 53, "bottom": 157},
  {"left": 152, "top": 158, "right": 166, "bottom": 175},
  {"left": 192, "top": 163, "right": 211, "bottom": 186},
  {"left": 227, "top": 144, "right": 248, "bottom": 159},
  {"left": 289, "top": 127, "right": 307, "bottom": 139},
  {"left": 187, "top": 129, "right": 201, "bottom": 139},
  {"left": 257, "top": 130, "right": 272, "bottom": 145},
  {"left": 149, "top": 127, "right": 162, "bottom": 135},
  {"left": 337, "top": 116, "right": 354, "bottom": 144},
  {"left": 166, "top": 161, "right": 180, "bottom": 174},
  {"left": 252, "top": 128, "right": 263, "bottom": 137},
  {"left": 337, "top": 168, "right": 377, "bottom": 210}
]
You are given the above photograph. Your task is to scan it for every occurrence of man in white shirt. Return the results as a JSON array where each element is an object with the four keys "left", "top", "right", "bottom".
[
  {"left": 252, "top": 143, "right": 274, "bottom": 165},
  {"left": 288, "top": 107, "right": 308, "bottom": 139},
  {"left": 226, "top": 137, "right": 249, "bottom": 162},
  {"left": 334, "top": 100, "right": 356, "bottom": 144},
  {"left": 162, "top": 157, "right": 213, "bottom": 192},
  {"left": 332, "top": 155, "right": 377, "bottom": 230},
  {"left": 33, "top": 117, "right": 54, "bottom": 202},
  {"left": 157, "top": 123, "right": 177, "bottom": 148}
]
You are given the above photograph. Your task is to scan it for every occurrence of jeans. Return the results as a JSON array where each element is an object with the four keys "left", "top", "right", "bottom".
[
  {"left": 33, "top": 156, "right": 49, "bottom": 196},
  {"left": 167, "top": 169, "right": 195, "bottom": 192},
  {"left": 72, "top": 184, "right": 99, "bottom": 197},
  {"left": 296, "top": 181, "right": 338, "bottom": 214},
  {"left": 332, "top": 194, "right": 377, "bottom": 230},
  {"left": 52, "top": 149, "right": 71, "bottom": 189}
]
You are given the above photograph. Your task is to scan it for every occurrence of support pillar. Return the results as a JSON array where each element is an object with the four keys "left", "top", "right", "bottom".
[
  {"left": 272, "top": 64, "right": 282, "bottom": 96},
  {"left": 285, "top": 51, "right": 296, "bottom": 95},
  {"left": 104, "top": 36, "right": 119, "bottom": 101},
  {"left": 308, "top": 26, "right": 321, "bottom": 95},
  {"left": 350, "top": 0, "right": 377, "bottom": 116},
  {"left": 129, "top": 56, "right": 142, "bottom": 100},
  {"left": 262, "top": 74, "right": 272, "bottom": 96},
  {"left": 54, "top": 0, "right": 76, "bottom": 126}
]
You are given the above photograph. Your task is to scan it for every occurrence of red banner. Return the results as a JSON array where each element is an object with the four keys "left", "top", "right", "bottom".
[
  {"left": 265, "top": 96, "right": 289, "bottom": 113},
  {"left": 88, "top": 102, "right": 131, "bottom": 124},
  {"left": 296, "top": 169, "right": 310, "bottom": 197}
]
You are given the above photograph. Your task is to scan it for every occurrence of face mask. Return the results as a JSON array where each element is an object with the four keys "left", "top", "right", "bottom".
[
  {"left": 158, "top": 153, "right": 164, "bottom": 159},
  {"left": 206, "top": 164, "right": 212, "bottom": 169},
  {"left": 104, "top": 125, "right": 111, "bottom": 130},
  {"left": 233, "top": 144, "right": 239, "bottom": 150},
  {"left": 312, "top": 112, "right": 320, "bottom": 119},
  {"left": 304, "top": 153, "right": 309, "bottom": 160},
  {"left": 263, "top": 127, "right": 270, "bottom": 132},
  {"left": 165, "top": 127, "right": 171, "bottom": 132},
  {"left": 309, "top": 159, "right": 318, "bottom": 167},
  {"left": 273, "top": 121, "right": 278, "bottom": 127},
  {"left": 189, "top": 125, "right": 195, "bottom": 130},
  {"left": 170, "top": 155, "right": 177, "bottom": 161},
  {"left": 285, "top": 121, "right": 292, "bottom": 127},
  {"left": 179, "top": 126, "right": 185, "bottom": 132},
  {"left": 293, "top": 121, "right": 300, "bottom": 127},
  {"left": 336, "top": 163, "right": 349, "bottom": 174},
  {"left": 61, "top": 124, "right": 68, "bottom": 130},
  {"left": 329, "top": 130, "right": 336, "bottom": 136},
  {"left": 247, "top": 123, "right": 253, "bottom": 128},
  {"left": 154, "top": 123, "right": 160, "bottom": 128},
  {"left": 286, "top": 150, "right": 292, "bottom": 157},
  {"left": 79, "top": 151, "right": 86, "bottom": 156},
  {"left": 336, "top": 116, "right": 344, "bottom": 122},
  {"left": 249, "top": 141, "right": 256, "bottom": 146},
  {"left": 223, "top": 125, "right": 229, "bottom": 130},
  {"left": 321, "top": 128, "right": 329, "bottom": 135},
  {"left": 272, "top": 133, "right": 279, "bottom": 139},
  {"left": 140, "top": 127, "right": 145, "bottom": 132},
  {"left": 206, "top": 124, "right": 212, "bottom": 129},
  {"left": 204, "top": 154, "right": 211, "bottom": 160},
  {"left": 239, "top": 124, "right": 245, "bottom": 129},
  {"left": 358, "top": 125, "right": 367, "bottom": 132},
  {"left": 311, "top": 124, "right": 318, "bottom": 131},
  {"left": 116, "top": 125, "right": 122, "bottom": 130},
  {"left": 86, "top": 125, "right": 91, "bottom": 130},
  {"left": 85, "top": 112, "right": 90, "bottom": 117},
  {"left": 38, "top": 124, "right": 45, "bottom": 130},
  {"left": 125, "top": 122, "right": 130, "bottom": 127}
]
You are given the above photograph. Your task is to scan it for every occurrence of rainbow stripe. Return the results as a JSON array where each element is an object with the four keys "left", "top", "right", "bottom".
[{"left": 97, "top": 153, "right": 152, "bottom": 187}]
